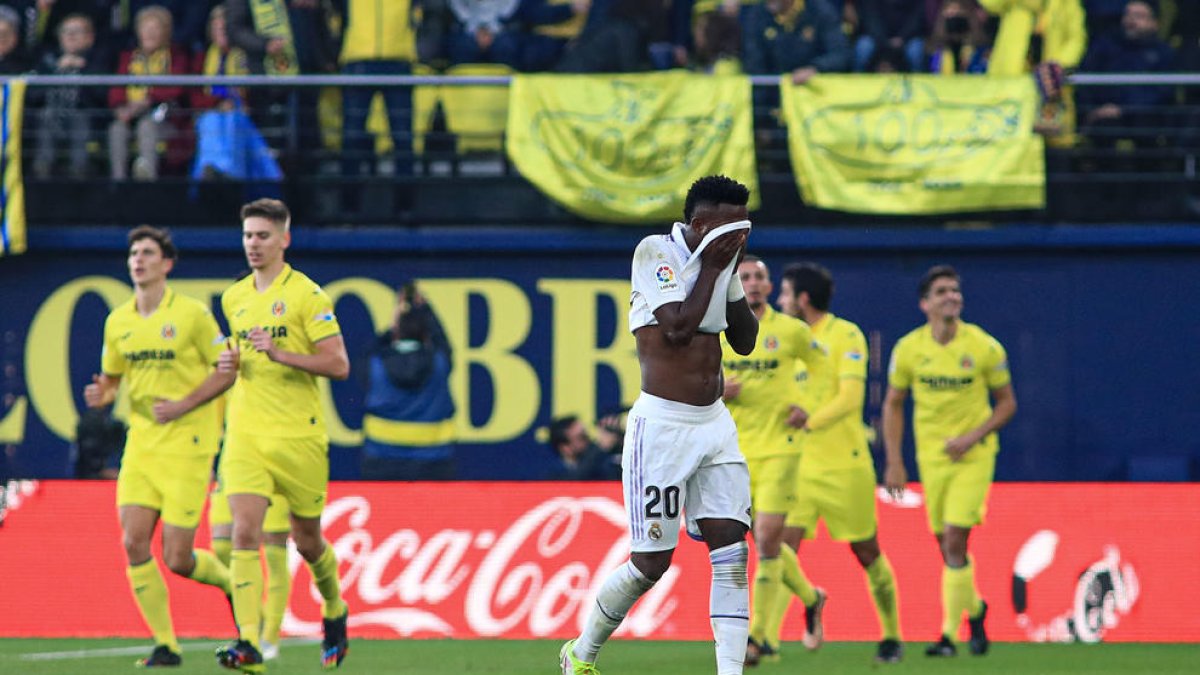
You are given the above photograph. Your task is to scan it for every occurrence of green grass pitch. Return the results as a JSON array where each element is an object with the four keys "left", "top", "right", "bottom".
[{"left": 1, "top": 639, "right": 1196, "bottom": 674}]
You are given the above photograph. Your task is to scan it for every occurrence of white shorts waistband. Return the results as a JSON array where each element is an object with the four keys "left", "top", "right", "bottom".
[{"left": 630, "top": 391, "right": 726, "bottom": 425}]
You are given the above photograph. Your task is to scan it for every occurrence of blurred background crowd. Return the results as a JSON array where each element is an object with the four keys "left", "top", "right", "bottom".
[{"left": 0, "top": 1, "right": 1195, "bottom": 194}]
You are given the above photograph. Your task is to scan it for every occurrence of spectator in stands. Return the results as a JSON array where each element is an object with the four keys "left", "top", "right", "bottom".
[
  {"left": 189, "top": 5, "right": 281, "bottom": 193},
  {"left": 1078, "top": 0, "right": 1175, "bottom": 145},
  {"left": 0, "top": 6, "right": 29, "bottom": 73},
  {"left": 20, "top": 0, "right": 113, "bottom": 67},
  {"left": 691, "top": 9, "right": 742, "bottom": 74},
  {"left": 361, "top": 283, "right": 457, "bottom": 481},
  {"left": 556, "top": 0, "right": 682, "bottom": 72},
  {"left": 520, "top": 0, "right": 591, "bottom": 72},
  {"left": 742, "top": 0, "right": 852, "bottom": 106},
  {"left": 445, "top": 0, "right": 524, "bottom": 68},
  {"left": 544, "top": 413, "right": 623, "bottom": 481},
  {"left": 226, "top": 0, "right": 338, "bottom": 196},
  {"left": 979, "top": 0, "right": 1086, "bottom": 143},
  {"left": 924, "top": 0, "right": 992, "bottom": 73},
  {"left": 113, "top": 0, "right": 212, "bottom": 53},
  {"left": 854, "top": 0, "right": 926, "bottom": 72},
  {"left": 1085, "top": 0, "right": 1129, "bottom": 40},
  {"left": 32, "top": 13, "right": 106, "bottom": 180},
  {"left": 107, "top": 5, "right": 190, "bottom": 181},
  {"left": 338, "top": 0, "right": 417, "bottom": 213},
  {"left": 192, "top": 6, "right": 249, "bottom": 108}
]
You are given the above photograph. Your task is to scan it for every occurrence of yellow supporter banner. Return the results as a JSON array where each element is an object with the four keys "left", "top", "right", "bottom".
[
  {"left": 507, "top": 72, "right": 759, "bottom": 223},
  {"left": 1, "top": 79, "right": 26, "bottom": 256},
  {"left": 781, "top": 75, "right": 1045, "bottom": 214}
]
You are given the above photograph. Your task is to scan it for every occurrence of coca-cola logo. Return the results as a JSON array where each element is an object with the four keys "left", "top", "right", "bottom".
[
  {"left": 1011, "top": 530, "right": 1140, "bottom": 643},
  {"left": 283, "top": 494, "right": 680, "bottom": 638}
]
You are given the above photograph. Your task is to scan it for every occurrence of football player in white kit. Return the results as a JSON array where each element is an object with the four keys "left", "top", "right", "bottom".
[{"left": 561, "top": 175, "right": 759, "bottom": 675}]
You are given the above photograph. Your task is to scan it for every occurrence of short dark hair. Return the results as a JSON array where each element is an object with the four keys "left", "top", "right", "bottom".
[
  {"left": 548, "top": 415, "right": 580, "bottom": 449},
  {"left": 919, "top": 264, "right": 960, "bottom": 298},
  {"left": 127, "top": 225, "right": 177, "bottom": 260},
  {"left": 59, "top": 12, "right": 94, "bottom": 34},
  {"left": 782, "top": 262, "right": 833, "bottom": 311},
  {"left": 683, "top": 175, "right": 750, "bottom": 223},
  {"left": 240, "top": 198, "right": 290, "bottom": 229},
  {"left": 396, "top": 309, "right": 431, "bottom": 342}
]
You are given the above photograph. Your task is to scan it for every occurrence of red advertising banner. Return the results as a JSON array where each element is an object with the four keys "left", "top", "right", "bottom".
[{"left": 1, "top": 481, "right": 1196, "bottom": 642}]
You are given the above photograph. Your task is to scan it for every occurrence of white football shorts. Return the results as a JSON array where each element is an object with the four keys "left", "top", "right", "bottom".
[{"left": 622, "top": 391, "right": 752, "bottom": 553}]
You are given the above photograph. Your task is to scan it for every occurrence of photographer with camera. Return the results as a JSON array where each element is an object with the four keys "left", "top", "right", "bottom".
[
  {"left": 360, "top": 282, "right": 457, "bottom": 480},
  {"left": 925, "top": 0, "right": 993, "bottom": 74},
  {"left": 544, "top": 412, "right": 624, "bottom": 481}
]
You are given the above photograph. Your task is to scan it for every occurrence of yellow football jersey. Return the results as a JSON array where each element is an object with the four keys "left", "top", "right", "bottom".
[
  {"left": 887, "top": 321, "right": 1011, "bottom": 464},
  {"left": 722, "top": 306, "right": 822, "bottom": 458},
  {"left": 101, "top": 288, "right": 223, "bottom": 457},
  {"left": 798, "top": 313, "right": 872, "bottom": 472},
  {"left": 221, "top": 265, "right": 342, "bottom": 438}
]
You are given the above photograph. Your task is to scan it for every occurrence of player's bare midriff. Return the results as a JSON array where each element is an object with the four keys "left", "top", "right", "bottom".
[{"left": 635, "top": 327, "right": 724, "bottom": 407}]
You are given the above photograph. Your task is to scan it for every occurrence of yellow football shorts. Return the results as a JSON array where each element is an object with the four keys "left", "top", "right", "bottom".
[
  {"left": 787, "top": 464, "right": 879, "bottom": 542},
  {"left": 116, "top": 448, "right": 214, "bottom": 529},
  {"left": 208, "top": 479, "right": 292, "bottom": 533},
  {"left": 746, "top": 454, "right": 799, "bottom": 516},
  {"left": 918, "top": 454, "right": 996, "bottom": 534},
  {"left": 220, "top": 432, "right": 329, "bottom": 520}
]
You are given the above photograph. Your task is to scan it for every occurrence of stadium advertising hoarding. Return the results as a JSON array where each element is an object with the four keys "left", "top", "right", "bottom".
[
  {"left": 2, "top": 244, "right": 1199, "bottom": 482},
  {"left": 0, "top": 251, "right": 642, "bottom": 480},
  {"left": 0, "top": 481, "right": 1195, "bottom": 642}
]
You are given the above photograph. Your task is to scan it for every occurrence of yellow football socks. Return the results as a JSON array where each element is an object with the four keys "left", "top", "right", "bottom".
[
  {"left": 865, "top": 554, "right": 901, "bottom": 640},
  {"left": 307, "top": 542, "right": 348, "bottom": 619},
  {"left": 212, "top": 538, "right": 232, "bottom": 567},
  {"left": 762, "top": 544, "right": 819, "bottom": 646},
  {"left": 231, "top": 549, "right": 264, "bottom": 646},
  {"left": 750, "top": 556, "right": 782, "bottom": 643},
  {"left": 189, "top": 549, "right": 231, "bottom": 594},
  {"left": 779, "top": 543, "right": 818, "bottom": 606},
  {"left": 262, "top": 544, "right": 292, "bottom": 644},
  {"left": 127, "top": 560, "right": 178, "bottom": 652},
  {"left": 941, "top": 559, "right": 981, "bottom": 638}
]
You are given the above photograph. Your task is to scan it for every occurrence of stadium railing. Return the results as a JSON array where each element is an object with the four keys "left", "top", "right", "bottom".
[{"left": 6, "top": 72, "right": 1200, "bottom": 226}]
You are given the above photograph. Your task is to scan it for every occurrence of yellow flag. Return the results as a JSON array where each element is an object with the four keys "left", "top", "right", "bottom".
[
  {"left": 1, "top": 79, "right": 26, "bottom": 256},
  {"left": 781, "top": 75, "right": 1045, "bottom": 214},
  {"left": 507, "top": 72, "right": 759, "bottom": 223}
]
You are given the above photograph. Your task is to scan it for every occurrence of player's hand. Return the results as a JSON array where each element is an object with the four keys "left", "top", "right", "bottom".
[
  {"left": 944, "top": 434, "right": 978, "bottom": 462},
  {"left": 723, "top": 377, "right": 742, "bottom": 400},
  {"left": 884, "top": 463, "right": 907, "bottom": 499},
  {"left": 83, "top": 374, "right": 106, "bottom": 408},
  {"left": 153, "top": 398, "right": 186, "bottom": 424},
  {"left": 247, "top": 327, "right": 277, "bottom": 359},
  {"left": 217, "top": 339, "right": 240, "bottom": 374},
  {"left": 702, "top": 231, "right": 746, "bottom": 270},
  {"left": 786, "top": 404, "right": 808, "bottom": 429}
]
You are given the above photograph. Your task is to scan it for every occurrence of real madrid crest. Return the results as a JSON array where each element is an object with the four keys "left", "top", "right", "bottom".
[{"left": 648, "top": 522, "right": 663, "bottom": 541}]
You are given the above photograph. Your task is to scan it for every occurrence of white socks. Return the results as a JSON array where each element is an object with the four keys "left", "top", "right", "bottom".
[
  {"left": 574, "top": 543, "right": 748, "bottom": 674},
  {"left": 573, "top": 560, "right": 656, "bottom": 663},
  {"left": 709, "top": 542, "right": 750, "bottom": 675}
]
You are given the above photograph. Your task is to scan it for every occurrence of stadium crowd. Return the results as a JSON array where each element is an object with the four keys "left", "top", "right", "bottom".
[{"left": 0, "top": 0, "right": 1195, "bottom": 185}]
